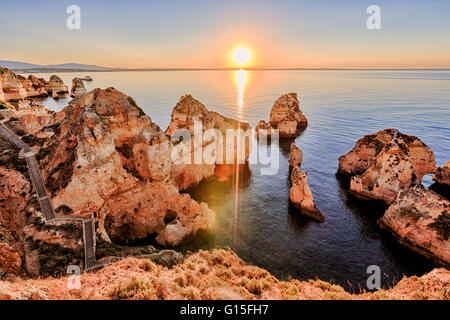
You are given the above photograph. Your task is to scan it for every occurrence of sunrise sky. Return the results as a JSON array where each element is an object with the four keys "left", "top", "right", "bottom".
[{"left": 1, "top": 0, "right": 450, "bottom": 69}]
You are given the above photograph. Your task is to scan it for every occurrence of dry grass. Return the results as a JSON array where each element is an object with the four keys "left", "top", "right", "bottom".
[{"left": 0, "top": 248, "right": 448, "bottom": 300}]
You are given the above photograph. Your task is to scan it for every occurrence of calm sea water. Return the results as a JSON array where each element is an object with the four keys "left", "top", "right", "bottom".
[{"left": 35, "top": 70, "right": 450, "bottom": 289}]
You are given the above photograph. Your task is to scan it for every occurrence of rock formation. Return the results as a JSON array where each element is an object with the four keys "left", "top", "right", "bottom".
[
  {"left": 289, "top": 141, "right": 303, "bottom": 168},
  {"left": 378, "top": 185, "right": 449, "bottom": 267},
  {"left": 16, "top": 75, "right": 48, "bottom": 98},
  {"left": 0, "top": 87, "right": 242, "bottom": 279},
  {"left": 338, "top": 129, "right": 436, "bottom": 204},
  {"left": 30, "top": 88, "right": 215, "bottom": 246},
  {"left": 15, "top": 100, "right": 53, "bottom": 134},
  {"left": 255, "top": 120, "right": 273, "bottom": 139},
  {"left": 0, "top": 67, "right": 28, "bottom": 101},
  {"left": 166, "top": 94, "right": 252, "bottom": 185},
  {"left": 433, "top": 160, "right": 450, "bottom": 186},
  {"left": 70, "top": 77, "right": 87, "bottom": 98},
  {"left": 0, "top": 68, "right": 69, "bottom": 101},
  {"left": 289, "top": 143, "right": 324, "bottom": 222},
  {"left": 270, "top": 93, "right": 307, "bottom": 138},
  {"left": 44, "top": 75, "right": 68, "bottom": 97},
  {"left": 255, "top": 93, "right": 308, "bottom": 139},
  {"left": 0, "top": 243, "right": 22, "bottom": 274},
  {"left": 27, "top": 75, "right": 48, "bottom": 89}
]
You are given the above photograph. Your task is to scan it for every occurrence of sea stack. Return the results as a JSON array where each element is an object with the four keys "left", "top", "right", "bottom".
[
  {"left": 338, "top": 129, "right": 436, "bottom": 204},
  {"left": 166, "top": 94, "right": 252, "bottom": 185},
  {"left": 70, "top": 77, "right": 87, "bottom": 98},
  {"left": 256, "top": 93, "right": 307, "bottom": 139},
  {"left": 45, "top": 75, "right": 69, "bottom": 98},
  {"left": 289, "top": 143, "right": 324, "bottom": 222}
]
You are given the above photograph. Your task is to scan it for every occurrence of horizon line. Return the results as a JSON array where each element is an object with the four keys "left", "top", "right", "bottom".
[{"left": 10, "top": 67, "right": 450, "bottom": 73}]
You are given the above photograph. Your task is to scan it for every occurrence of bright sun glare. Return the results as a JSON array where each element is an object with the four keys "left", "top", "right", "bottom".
[{"left": 232, "top": 47, "right": 251, "bottom": 67}]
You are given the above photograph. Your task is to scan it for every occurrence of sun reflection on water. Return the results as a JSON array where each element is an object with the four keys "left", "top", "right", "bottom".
[
  {"left": 236, "top": 69, "right": 247, "bottom": 118},
  {"left": 232, "top": 68, "right": 248, "bottom": 248}
]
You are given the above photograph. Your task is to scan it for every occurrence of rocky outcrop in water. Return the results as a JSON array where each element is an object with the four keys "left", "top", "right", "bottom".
[
  {"left": 70, "top": 77, "right": 87, "bottom": 98},
  {"left": 256, "top": 93, "right": 307, "bottom": 139},
  {"left": 255, "top": 120, "right": 273, "bottom": 139},
  {"left": 289, "top": 142, "right": 303, "bottom": 168},
  {"left": 44, "top": 75, "right": 68, "bottom": 97},
  {"left": 289, "top": 143, "right": 324, "bottom": 222},
  {"left": 378, "top": 185, "right": 449, "bottom": 267},
  {"left": 166, "top": 94, "right": 252, "bottom": 185},
  {"left": 0, "top": 68, "right": 73, "bottom": 101},
  {"left": 433, "top": 160, "right": 450, "bottom": 186},
  {"left": 338, "top": 129, "right": 436, "bottom": 204},
  {"left": 270, "top": 93, "right": 307, "bottom": 138}
]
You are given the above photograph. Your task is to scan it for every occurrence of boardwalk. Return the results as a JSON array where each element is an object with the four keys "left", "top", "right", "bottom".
[{"left": 0, "top": 122, "right": 97, "bottom": 270}]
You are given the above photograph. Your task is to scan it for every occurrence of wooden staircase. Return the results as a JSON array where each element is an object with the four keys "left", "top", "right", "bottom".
[
  {"left": 83, "top": 217, "right": 96, "bottom": 270},
  {"left": 0, "top": 122, "right": 97, "bottom": 271}
]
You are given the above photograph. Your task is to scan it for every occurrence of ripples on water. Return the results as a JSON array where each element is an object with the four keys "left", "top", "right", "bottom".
[{"left": 38, "top": 70, "right": 450, "bottom": 289}]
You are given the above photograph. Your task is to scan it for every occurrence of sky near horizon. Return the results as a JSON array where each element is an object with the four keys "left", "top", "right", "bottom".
[{"left": 1, "top": 0, "right": 450, "bottom": 69}]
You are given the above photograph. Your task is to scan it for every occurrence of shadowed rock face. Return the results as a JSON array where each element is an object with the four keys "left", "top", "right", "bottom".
[
  {"left": 288, "top": 143, "right": 324, "bottom": 222},
  {"left": 434, "top": 160, "right": 450, "bottom": 186},
  {"left": 34, "top": 88, "right": 215, "bottom": 246},
  {"left": 27, "top": 75, "right": 48, "bottom": 88},
  {"left": 0, "top": 243, "right": 22, "bottom": 274},
  {"left": 378, "top": 185, "right": 450, "bottom": 267},
  {"left": 339, "top": 128, "right": 436, "bottom": 204}
]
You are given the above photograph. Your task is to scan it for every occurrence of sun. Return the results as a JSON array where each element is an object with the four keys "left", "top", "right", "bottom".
[{"left": 232, "top": 47, "right": 251, "bottom": 67}]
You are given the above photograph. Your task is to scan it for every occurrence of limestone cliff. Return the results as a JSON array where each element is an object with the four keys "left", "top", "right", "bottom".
[
  {"left": 338, "top": 129, "right": 436, "bottom": 204},
  {"left": 378, "top": 185, "right": 449, "bottom": 267},
  {"left": 166, "top": 94, "right": 252, "bottom": 186},
  {"left": 32, "top": 88, "right": 215, "bottom": 246}
]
